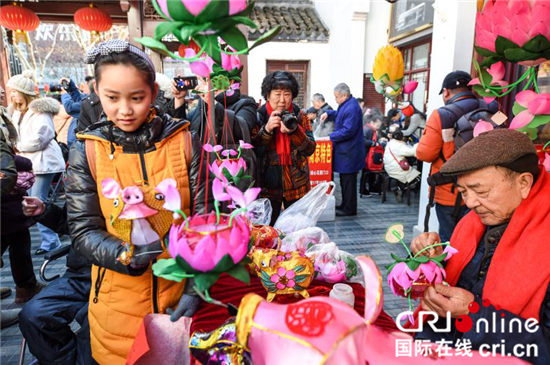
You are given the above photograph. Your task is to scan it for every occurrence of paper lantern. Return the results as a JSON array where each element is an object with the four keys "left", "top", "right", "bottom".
[
  {"left": 74, "top": 3, "right": 113, "bottom": 42},
  {"left": 0, "top": 3, "right": 40, "bottom": 44}
]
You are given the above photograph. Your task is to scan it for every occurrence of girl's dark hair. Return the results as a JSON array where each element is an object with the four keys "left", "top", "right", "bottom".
[
  {"left": 94, "top": 51, "right": 156, "bottom": 93},
  {"left": 392, "top": 129, "right": 404, "bottom": 141},
  {"left": 261, "top": 71, "right": 299, "bottom": 100}
]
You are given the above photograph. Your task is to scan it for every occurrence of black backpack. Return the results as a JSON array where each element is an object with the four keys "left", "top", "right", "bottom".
[{"left": 440, "top": 98, "right": 502, "bottom": 151}]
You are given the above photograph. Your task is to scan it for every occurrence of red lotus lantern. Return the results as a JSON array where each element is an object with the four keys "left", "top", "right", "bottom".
[
  {"left": 74, "top": 3, "right": 113, "bottom": 43},
  {"left": 0, "top": 2, "right": 40, "bottom": 44}
]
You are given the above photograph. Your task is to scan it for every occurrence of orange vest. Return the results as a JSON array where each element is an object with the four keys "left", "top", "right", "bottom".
[{"left": 80, "top": 126, "right": 192, "bottom": 365}]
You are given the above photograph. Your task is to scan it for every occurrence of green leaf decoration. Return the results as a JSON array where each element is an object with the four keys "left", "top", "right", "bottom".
[
  {"left": 504, "top": 48, "right": 538, "bottom": 63},
  {"left": 522, "top": 34, "right": 550, "bottom": 53},
  {"left": 414, "top": 256, "right": 430, "bottom": 264},
  {"left": 431, "top": 253, "right": 448, "bottom": 263},
  {"left": 475, "top": 46, "right": 498, "bottom": 58},
  {"left": 512, "top": 102, "right": 527, "bottom": 116},
  {"left": 294, "top": 274, "right": 309, "bottom": 283},
  {"left": 152, "top": 258, "right": 192, "bottom": 282},
  {"left": 155, "top": 21, "right": 183, "bottom": 40},
  {"left": 236, "top": 167, "right": 245, "bottom": 178},
  {"left": 218, "top": 16, "right": 258, "bottom": 30},
  {"left": 206, "top": 34, "right": 222, "bottom": 64},
  {"left": 518, "top": 126, "right": 539, "bottom": 140},
  {"left": 176, "top": 255, "right": 198, "bottom": 273},
  {"left": 525, "top": 115, "right": 550, "bottom": 129},
  {"left": 194, "top": 272, "right": 220, "bottom": 292},
  {"left": 211, "top": 254, "right": 237, "bottom": 273},
  {"left": 135, "top": 37, "right": 178, "bottom": 58},
  {"left": 433, "top": 260, "right": 444, "bottom": 269},
  {"left": 293, "top": 265, "right": 305, "bottom": 273},
  {"left": 227, "top": 263, "right": 250, "bottom": 285},
  {"left": 248, "top": 26, "right": 282, "bottom": 52},
  {"left": 222, "top": 167, "right": 233, "bottom": 180},
  {"left": 220, "top": 26, "right": 249, "bottom": 52},
  {"left": 152, "top": 0, "right": 170, "bottom": 21},
  {"left": 472, "top": 85, "right": 495, "bottom": 98},
  {"left": 495, "top": 36, "right": 520, "bottom": 55},
  {"left": 294, "top": 284, "right": 306, "bottom": 292},
  {"left": 196, "top": 0, "right": 229, "bottom": 23},
  {"left": 479, "top": 66, "right": 493, "bottom": 87},
  {"left": 166, "top": 0, "right": 195, "bottom": 22},
  {"left": 480, "top": 56, "right": 501, "bottom": 68},
  {"left": 406, "top": 260, "right": 420, "bottom": 272},
  {"left": 260, "top": 270, "right": 273, "bottom": 283},
  {"left": 180, "top": 23, "right": 211, "bottom": 43}
]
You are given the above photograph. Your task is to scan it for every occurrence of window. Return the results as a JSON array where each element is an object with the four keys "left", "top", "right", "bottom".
[
  {"left": 399, "top": 39, "right": 431, "bottom": 112},
  {"left": 266, "top": 60, "right": 309, "bottom": 109}
]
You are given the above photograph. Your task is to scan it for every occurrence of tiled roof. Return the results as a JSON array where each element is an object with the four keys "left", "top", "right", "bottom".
[{"left": 249, "top": 1, "right": 330, "bottom": 42}]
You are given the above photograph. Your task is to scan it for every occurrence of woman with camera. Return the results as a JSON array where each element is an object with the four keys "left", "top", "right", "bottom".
[{"left": 253, "top": 71, "right": 316, "bottom": 225}]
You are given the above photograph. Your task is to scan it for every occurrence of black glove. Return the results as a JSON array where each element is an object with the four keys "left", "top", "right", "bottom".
[
  {"left": 128, "top": 241, "right": 164, "bottom": 270},
  {"left": 166, "top": 278, "right": 200, "bottom": 322}
]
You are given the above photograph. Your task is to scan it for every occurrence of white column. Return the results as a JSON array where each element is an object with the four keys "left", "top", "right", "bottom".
[
  {"left": 350, "top": 11, "right": 368, "bottom": 97},
  {"left": 413, "top": 0, "right": 477, "bottom": 237}
]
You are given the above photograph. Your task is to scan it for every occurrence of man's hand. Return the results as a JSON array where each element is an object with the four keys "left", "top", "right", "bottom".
[
  {"left": 266, "top": 111, "right": 282, "bottom": 133},
  {"left": 411, "top": 232, "right": 442, "bottom": 258},
  {"left": 59, "top": 78, "right": 70, "bottom": 94},
  {"left": 22, "top": 196, "right": 45, "bottom": 217},
  {"left": 171, "top": 76, "right": 187, "bottom": 109},
  {"left": 320, "top": 112, "right": 328, "bottom": 122},
  {"left": 421, "top": 284, "right": 475, "bottom": 318},
  {"left": 166, "top": 294, "right": 200, "bottom": 322}
]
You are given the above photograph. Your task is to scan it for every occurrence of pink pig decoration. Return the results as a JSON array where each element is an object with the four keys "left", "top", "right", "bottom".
[{"left": 100, "top": 178, "right": 180, "bottom": 247}]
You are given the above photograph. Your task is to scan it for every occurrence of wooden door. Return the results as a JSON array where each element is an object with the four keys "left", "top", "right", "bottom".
[{"left": 266, "top": 60, "right": 309, "bottom": 109}]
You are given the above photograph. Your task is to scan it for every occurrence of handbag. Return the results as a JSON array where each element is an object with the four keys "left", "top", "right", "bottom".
[{"left": 388, "top": 147, "right": 410, "bottom": 171}]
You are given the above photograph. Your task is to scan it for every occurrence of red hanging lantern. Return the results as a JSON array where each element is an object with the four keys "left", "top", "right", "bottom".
[
  {"left": 74, "top": 3, "right": 113, "bottom": 43},
  {"left": 0, "top": 2, "right": 40, "bottom": 44}
]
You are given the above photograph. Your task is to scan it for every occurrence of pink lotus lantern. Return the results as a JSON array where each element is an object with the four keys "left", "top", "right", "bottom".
[
  {"left": 510, "top": 90, "right": 550, "bottom": 134},
  {"left": 384, "top": 224, "right": 457, "bottom": 323}
]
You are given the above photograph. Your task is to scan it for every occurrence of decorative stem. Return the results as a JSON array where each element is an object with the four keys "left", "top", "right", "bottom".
[
  {"left": 543, "top": 141, "right": 550, "bottom": 151},
  {"left": 174, "top": 209, "right": 189, "bottom": 228},
  {"left": 229, "top": 208, "right": 247, "bottom": 226},
  {"left": 391, "top": 230, "right": 412, "bottom": 257},
  {"left": 214, "top": 200, "right": 221, "bottom": 225},
  {"left": 413, "top": 242, "right": 450, "bottom": 259},
  {"left": 532, "top": 68, "right": 541, "bottom": 94}
]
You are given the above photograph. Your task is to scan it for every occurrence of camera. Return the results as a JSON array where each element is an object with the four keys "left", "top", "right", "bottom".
[
  {"left": 174, "top": 76, "right": 199, "bottom": 91},
  {"left": 49, "top": 80, "right": 70, "bottom": 93},
  {"left": 279, "top": 110, "right": 298, "bottom": 131}
]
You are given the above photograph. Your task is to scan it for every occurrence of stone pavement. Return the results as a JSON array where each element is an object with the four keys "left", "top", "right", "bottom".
[{"left": 0, "top": 187, "right": 419, "bottom": 365}]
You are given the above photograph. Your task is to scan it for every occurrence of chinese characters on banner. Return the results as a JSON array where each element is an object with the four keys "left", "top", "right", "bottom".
[{"left": 309, "top": 141, "right": 333, "bottom": 187}]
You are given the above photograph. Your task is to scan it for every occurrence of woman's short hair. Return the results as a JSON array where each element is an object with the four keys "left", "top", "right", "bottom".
[{"left": 261, "top": 71, "right": 299, "bottom": 100}]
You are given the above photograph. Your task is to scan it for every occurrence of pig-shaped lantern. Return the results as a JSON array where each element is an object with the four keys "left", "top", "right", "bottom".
[{"left": 101, "top": 178, "right": 178, "bottom": 255}]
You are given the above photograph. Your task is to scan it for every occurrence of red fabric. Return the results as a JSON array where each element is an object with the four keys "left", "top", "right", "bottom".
[
  {"left": 191, "top": 274, "right": 398, "bottom": 334},
  {"left": 266, "top": 102, "right": 292, "bottom": 166},
  {"left": 408, "top": 168, "right": 550, "bottom": 327}
]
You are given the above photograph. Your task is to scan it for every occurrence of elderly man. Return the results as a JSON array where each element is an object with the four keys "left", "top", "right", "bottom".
[
  {"left": 320, "top": 83, "right": 365, "bottom": 216},
  {"left": 410, "top": 129, "right": 550, "bottom": 365}
]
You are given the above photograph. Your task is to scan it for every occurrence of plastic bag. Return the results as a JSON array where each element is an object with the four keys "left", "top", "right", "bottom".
[
  {"left": 274, "top": 182, "right": 335, "bottom": 234},
  {"left": 280, "top": 227, "right": 331, "bottom": 253},
  {"left": 247, "top": 198, "right": 272, "bottom": 226},
  {"left": 306, "top": 243, "right": 363, "bottom": 284}
]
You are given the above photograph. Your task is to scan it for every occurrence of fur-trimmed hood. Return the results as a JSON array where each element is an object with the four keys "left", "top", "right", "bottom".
[{"left": 29, "top": 97, "right": 60, "bottom": 115}]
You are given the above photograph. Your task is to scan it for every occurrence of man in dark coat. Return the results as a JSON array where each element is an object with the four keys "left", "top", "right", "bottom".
[{"left": 320, "top": 83, "right": 366, "bottom": 216}]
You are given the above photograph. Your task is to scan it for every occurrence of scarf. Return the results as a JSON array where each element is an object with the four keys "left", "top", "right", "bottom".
[
  {"left": 266, "top": 102, "right": 293, "bottom": 166},
  {"left": 408, "top": 168, "right": 550, "bottom": 327}
]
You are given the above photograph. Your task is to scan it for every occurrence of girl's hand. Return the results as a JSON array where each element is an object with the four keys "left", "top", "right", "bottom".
[{"left": 22, "top": 196, "right": 46, "bottom": 217}]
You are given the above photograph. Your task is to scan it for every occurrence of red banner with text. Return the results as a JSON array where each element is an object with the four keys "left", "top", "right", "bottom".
[{"left": 309, "top": 141, "right": 333, "bottom": 187}]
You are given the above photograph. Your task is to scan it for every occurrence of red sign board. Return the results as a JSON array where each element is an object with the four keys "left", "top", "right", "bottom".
[{"left": 309, "top": 141, "right": 333, "bottom": 187}]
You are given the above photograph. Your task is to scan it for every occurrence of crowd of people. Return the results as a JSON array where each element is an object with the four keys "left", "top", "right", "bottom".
[{"left": 1, "top": 39, "right": 549, "bottom": 365}]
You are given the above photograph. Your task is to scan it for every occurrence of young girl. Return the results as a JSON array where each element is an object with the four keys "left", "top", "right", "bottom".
[
  {"left": 66, "top": 40, "right": 206, "bottom": 364},
  {"left": 7, "top": 70, "right": 65, "bottom": 255}
]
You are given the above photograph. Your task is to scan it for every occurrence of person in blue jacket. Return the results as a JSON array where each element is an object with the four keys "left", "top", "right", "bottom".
[
  {"left": 320, "top": 83, "right": 366, "bottom": 216},
  {"left": 60, "top": 78, "right": 85, "bottom": 149}
]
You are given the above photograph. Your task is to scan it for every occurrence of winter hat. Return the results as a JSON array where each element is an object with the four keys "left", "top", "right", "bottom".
[{"left": 7, "top": 70, "right": 36, "bottom": 96}]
